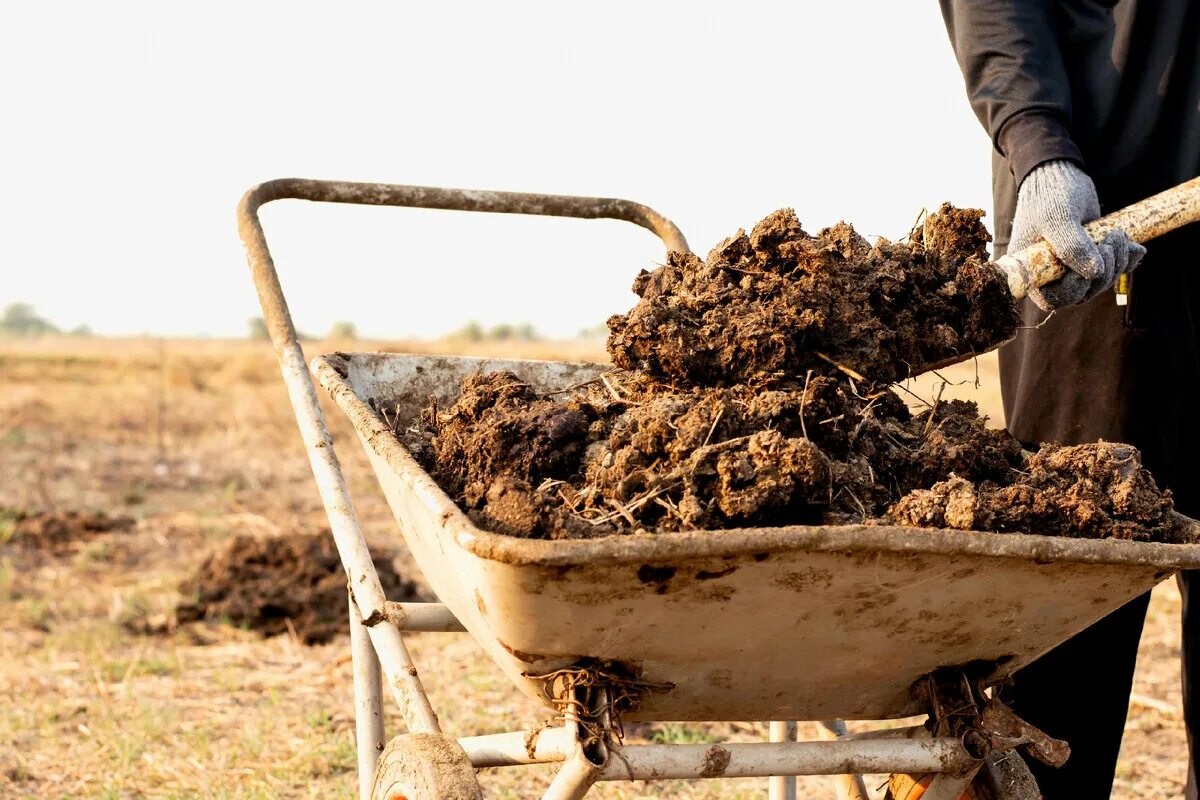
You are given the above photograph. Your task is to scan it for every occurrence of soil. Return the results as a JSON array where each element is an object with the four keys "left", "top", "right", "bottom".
[
  {"left": 606, "top": 204, "right": 1020, "bottom": 387},
  {"left": 418, "top": 370, "right": 1174, "bottom": 541},
  {"left": 1, "top": 337, "right": 1186, "bottom": 799},
  {"left": 3, "top": 509, "right": 135, "bottom": 556},
  {"left": 175, "top": 532, "right": 426, "bottom": 644},
  {"left": 413, "top": 206, "right": 1175, "bottom": 543}
]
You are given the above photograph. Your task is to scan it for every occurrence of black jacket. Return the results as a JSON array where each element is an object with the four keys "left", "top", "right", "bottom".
[
  {"left": 941, "top": 8, "right": 1200, "bottom": 796},
  {"left": 940, "top": 0, "right": 1200, "bottom": 467},
  {"left": 941, "top": 0, "right": 1199, "bottom": 247}
]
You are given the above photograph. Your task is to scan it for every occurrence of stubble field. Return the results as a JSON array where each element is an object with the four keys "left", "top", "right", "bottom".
[{"left": 0, "top": 337, "right": 1187, "bottom": 798}]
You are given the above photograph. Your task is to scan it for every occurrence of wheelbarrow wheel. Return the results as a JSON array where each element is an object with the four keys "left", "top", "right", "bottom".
[
  {"left": 371, "top": 733, "right": 483, "bottom": 800},
  {"left": 886, "top": 749, "right": 1041, "bottom": 799}
]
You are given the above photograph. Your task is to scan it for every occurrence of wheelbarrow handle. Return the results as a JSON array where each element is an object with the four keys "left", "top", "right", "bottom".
[
  {"left": 239, "top": 179, "right": 689, "bottom": 350},
  {"left": 997, "top": 174, "right": 1200, "bottom": 300},
  {"left": 235, "top": 178, "right": 688, "bottom": 737}
]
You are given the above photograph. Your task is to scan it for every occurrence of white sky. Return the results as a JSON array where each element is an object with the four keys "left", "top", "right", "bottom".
[{"left": 1, "top": 2, "right": 994, "bottom": 339}]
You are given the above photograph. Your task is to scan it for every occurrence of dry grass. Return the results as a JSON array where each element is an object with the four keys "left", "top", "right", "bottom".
[{"left": 0, "top": 337, "right": 1187, "bottom": 798}]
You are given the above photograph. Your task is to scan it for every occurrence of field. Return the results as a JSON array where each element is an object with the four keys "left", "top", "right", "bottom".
[{"left": 0, "top": 337, "right": 1188, "bottom": 798}]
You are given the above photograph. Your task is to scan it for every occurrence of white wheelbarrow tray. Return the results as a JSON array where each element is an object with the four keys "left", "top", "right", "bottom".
[
  {"left": 238, "top": 178, "right": 1200, "bottom": 799},
  {"left": 314, "top": 350, "right": 1200, "bottom": 723}
]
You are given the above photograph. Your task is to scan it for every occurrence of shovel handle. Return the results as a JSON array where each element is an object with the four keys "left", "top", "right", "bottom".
[{"left": 997, "top": 175, "right": 1200, "bottom": 300}]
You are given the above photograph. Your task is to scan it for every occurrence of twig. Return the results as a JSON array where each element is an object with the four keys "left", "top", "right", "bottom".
[
  {"left": 815, "top": 352, "right": 866, "bottom": 383},
  {"left": 695, "top": 435, "right": 752, "bottom": 455},
  {"left": 1018, "top": 309, "right": 1056, "bottom": 330},
  {"left": 891, "top": 381, "right": 934, "bottom": 409},
  {"left": 653, "top": 496, "right": 689, "bottom": 527},
  {"left": 542, "top": 376, "right": 604, "bottom": 397},
  {"left": 537, "top": 478, "right": 567, "bottom": 493},
  {"left": 799, "top": 369, "right": 812, "bottom": 440},
  {"left": 586, "top": 484, "right": 677, "bottom": 526},
  {"left": 599, "top": 374, "right": 624, "bottom": 403},
  {"left": 702, "top": 406, "right": 724, "bottom": 448},
  {"left": 931, "top": 369, "right": 974, "bottom": 388},
  {"left": 923, "top": 381, "right": 947, "bottom": 438},
  {"left": 906, "top": 207, "right": 928, "bottom": 242},
  {"left": 836, "top": 486, "right": 868, "bottom": 520},
  {"left": 605, "top": 497, "right": 639, "bottom": 528}
]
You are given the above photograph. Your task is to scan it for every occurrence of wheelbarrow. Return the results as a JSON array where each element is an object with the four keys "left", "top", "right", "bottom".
[{"left": 238, "top": 178, "right": 1200, "bottom": 800}]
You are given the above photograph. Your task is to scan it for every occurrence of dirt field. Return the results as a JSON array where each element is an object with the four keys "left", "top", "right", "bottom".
[{"left": 0, "top": 337, "right": 1187, "bottom": 798}]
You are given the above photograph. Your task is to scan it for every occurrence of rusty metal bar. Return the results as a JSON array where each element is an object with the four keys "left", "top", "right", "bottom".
[
  {"left": 460, "top": 726, "right": 576, "bottom": 767},
  {"left": 542, "top": 748, "right": 603, "bottom": 800},
  {"left": 541, "top": 685, "right": 606, "bottom": 800},
  {"left": 594, "top": 738, "right": 975, "bottom": 781},
  {"left": 350, "top": 592, "right": 384, "bottom": 800},
  {"left": 241, "top": 178, "right": 689, "bottom": 255},
  {"left": 816, "top": 721, "right": 871, "bottom": 800},
  {"left": 238, "top": 185, "right": 439, "bottom": 734},
  {"left": 383, "top": 601, "right": 467, "bottom": 632},
  {"left": 769, "top": 721, "right": 798, "bottom": 800},
  {"left": 236, "top": 178, "right": 687, "bottom": 735}
]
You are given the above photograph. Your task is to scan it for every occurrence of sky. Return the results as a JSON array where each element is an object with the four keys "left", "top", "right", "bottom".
[{"left": 1, "top": 2, "right": 995, "bottom": 340}]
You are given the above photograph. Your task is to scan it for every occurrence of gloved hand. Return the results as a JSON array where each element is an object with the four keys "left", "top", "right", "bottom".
[{"left": 1009, "top": 160, "right": 1146, "bottom": 311}]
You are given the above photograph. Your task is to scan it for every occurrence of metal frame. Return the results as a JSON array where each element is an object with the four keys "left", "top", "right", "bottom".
[{"left": 238, "top": 178, "right": 1004, "bottom": 799}]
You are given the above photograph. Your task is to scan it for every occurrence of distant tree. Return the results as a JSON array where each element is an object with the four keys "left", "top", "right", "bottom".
[
  {"left": 513, "top": 322, "right": 538, "bottom": 341},
  {"left": 67, "top": 324, "right": 93, "bottom": 337},
  {"left": 487, "top": 323, "right": 516, "bottom": 341},
  {"left": 445, "top": 321, "right": 484, "bottom": 342},
  {"left": 0, "top": 303, "right": 59, "bottom": 336},
  {"left": 329, "top": 321, "right": 358, "bottom": 340},
  {"left": 247, "top": 316, "right": 270, "bottom": 340},
  {"left": 483, "top": 322, "right": 539, "bottom": 341}
]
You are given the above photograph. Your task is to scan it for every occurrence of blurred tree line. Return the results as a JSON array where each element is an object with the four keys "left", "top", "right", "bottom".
[
  {"left": 445, "top": 321, "right": 539, "bottom": 342},
  {"left": 0, "top": 302, "right": 90, "bottom": 337}
]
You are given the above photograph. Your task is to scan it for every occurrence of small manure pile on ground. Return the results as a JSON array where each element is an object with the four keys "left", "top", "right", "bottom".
[
  {"left": 608, "top": 204, "right": 1020, "bottom": 386},
  {"left": 3, "top": 509, "right": 135, "bottom": 557},
  {"left": 176, "top": 533, "right": 426, "bottom": 644},
  {"left": 410, "top": 205, "right": 1177, "bottom": 542}
]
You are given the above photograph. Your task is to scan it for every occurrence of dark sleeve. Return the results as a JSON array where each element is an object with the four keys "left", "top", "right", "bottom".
[{"left": 939, "top": 0, "right": 1084, "bottom": 187}]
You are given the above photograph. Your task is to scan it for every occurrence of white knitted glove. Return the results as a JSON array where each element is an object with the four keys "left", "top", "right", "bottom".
[{"left": 1010, "top": 160, "right": 1145, "bottom": 311}]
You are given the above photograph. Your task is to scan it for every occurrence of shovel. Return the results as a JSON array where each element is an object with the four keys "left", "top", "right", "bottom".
[{"left": 923, "top": 174, "right": 1200, "bottom": 374}]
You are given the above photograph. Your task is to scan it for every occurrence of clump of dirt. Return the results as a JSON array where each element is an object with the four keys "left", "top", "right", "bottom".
[
  {"left": 175, "top": 533, "right": 426, "bottom": 644},
  {"left": 420, "top": 371, "right": 1174, "bottom": 540},
  {"left": 606, "top": 204, "right": 1020, "bottom": 387},
  {"left": 3, "top": 509, "right": 135, "bottom": 556},
  {"left": 418, "top": 368, "right": 1057, "bottom": 537},
  {"left": 889, "top": 442, "right": 1177, "bottom": 541},
  {"left": 410, "top": 205, "right": 1175, "bottom": 543}
]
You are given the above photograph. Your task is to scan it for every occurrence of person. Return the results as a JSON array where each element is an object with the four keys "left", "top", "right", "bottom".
[{"left": 939, "top": 2, "right": 1200, "bottom": 797}]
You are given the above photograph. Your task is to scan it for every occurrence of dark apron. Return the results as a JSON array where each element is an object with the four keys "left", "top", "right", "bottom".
[
  {"left": 994, "top": 164, "right": 1200, "bottom": 798},
  {"left": 954, "top": 2, "right": 1200, "bottom": 795}
]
